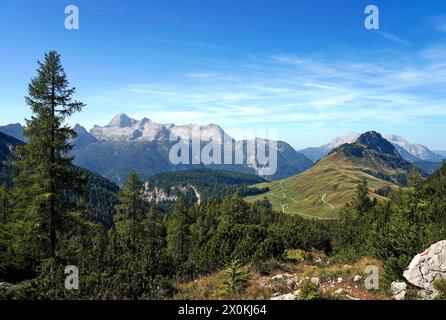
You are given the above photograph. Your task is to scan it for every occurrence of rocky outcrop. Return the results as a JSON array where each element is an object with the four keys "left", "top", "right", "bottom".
[
  {"left": 391, "top": 281, "right": 407, "bottom": 300},
  {"left": 142, "top": 186, "right": 178, "bottom": 203},
  {"left": 403, "top": 240, "right": 446, "bottom": 299},
  {"left": 0, "top": 282, "right": 13, "bottom": 291},
  {"left": 142, "top": 184, "right": 201, "bottom": 204},
  {"left": 270, "top": 291, "right": 298, "bottom": 300}
]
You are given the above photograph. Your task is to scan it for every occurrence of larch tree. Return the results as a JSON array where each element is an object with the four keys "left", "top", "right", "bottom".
[{"left": 14, "top": 51, "right": 85, "bottom": 258}]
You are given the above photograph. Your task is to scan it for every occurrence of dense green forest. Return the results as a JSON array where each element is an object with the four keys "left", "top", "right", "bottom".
[
  {"left": 1, "top": 51, "right": 446, "bottom": 299},
  {"left": 143, "top": 168, "right": 268, "bottom": 210},
  {"left": 145, "top": 169, "right": 265, "bottom": 196},
  {"left": 2, "top": 165, "right": 446, "bottom": 298}
]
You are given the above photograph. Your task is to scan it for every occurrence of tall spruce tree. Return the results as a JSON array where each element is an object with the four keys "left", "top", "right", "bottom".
[
  {"left": 115, "top": 171, "right": 147, "bottom": 240},
  {"left": 167, "top": 196, "right": 192, "bottom": 262},
  {"left": 14, "top": 51, "right": 85, "bottom": 258}
]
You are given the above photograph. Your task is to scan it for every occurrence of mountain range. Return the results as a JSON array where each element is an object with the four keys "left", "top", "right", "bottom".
[
  {"left": 2, "top": 120, "right": 445, "bottom": 221},
  {"left": 1, "top": 116, "right": 444, "bottom": 185},
  {"left": 61, "top": 114, "right": 312, "bottom": 184},
  {"left": 0, "top": 114, "right": 314, "bottom": 184},
  {"left": 384, "top": 134, "right": 444, "bottom": 163}
]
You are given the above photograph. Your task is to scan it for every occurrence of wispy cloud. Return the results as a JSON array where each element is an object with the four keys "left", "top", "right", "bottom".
[
  {"left": 146, "top": 38, "right": 229, "bottom": 51},
  {"left": 186, "top": 72, "right": 216, "bottom": 78},
  {"left": 375, "top": 31, "right": 411, "bottom": 46},
  {"left": 429, "top": 15, "right": 446, "bottom": 32}
]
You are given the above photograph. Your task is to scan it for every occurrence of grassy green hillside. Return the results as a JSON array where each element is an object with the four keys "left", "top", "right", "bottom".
[{"left": 246, "top": 133, "right": 416, "bottom": 219}]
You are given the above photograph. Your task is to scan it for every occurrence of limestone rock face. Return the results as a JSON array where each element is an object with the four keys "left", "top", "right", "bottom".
[{"left": 403, "top": 240, "right": 446, "bottom": 291}]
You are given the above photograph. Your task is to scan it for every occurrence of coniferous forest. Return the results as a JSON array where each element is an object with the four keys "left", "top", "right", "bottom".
[{"left": 1, "top": 52, "right": 446, "bottom": 301}]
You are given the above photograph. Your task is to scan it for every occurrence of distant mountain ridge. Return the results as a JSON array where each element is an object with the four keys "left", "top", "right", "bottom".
[
  {"left": 384, "top": 134, "right": 444, "bottom": 163},
  {"left": 0, "top": 132, "right": 25, "bottom": 185},
  {"left": 414, "top": 160, "right": 443, "bottom": 175},
  {"left": 0, "top": 131, "right": 24, "bottom": 162},
  {"left": 0, "top": 123, "right": 26, "bottom": 142},
  {"left": 434, "top": 150, "right": 446, "bottom": 158},
  {"left": 300, "top": 131, "right": 444, "bottom": 166},
  {"left": 299, "top": 132, "right": 360, "bottom": 162}
]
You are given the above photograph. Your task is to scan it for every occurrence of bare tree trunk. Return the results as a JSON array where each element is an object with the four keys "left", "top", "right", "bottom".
[{"left": 50, "top": 73, "right": 56, "bottom": 258}]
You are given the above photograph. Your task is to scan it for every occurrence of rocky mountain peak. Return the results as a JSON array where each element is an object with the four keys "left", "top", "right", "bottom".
[
  {"left": 73, "top": 123, "right": 97, "bottom": 148},
  {"left": 74, "top": 123, "right": 88, "bottom": 134},
  {"left": 108, "top": 113, "right": 136, "bottom": 128},
  {"left": 326, "top": 131, "right": 360, "bottom": 149},
  {"left": 357, "top": 131, "right": 398, "bottom": 156},
  {"left": 0, "top": 123, "right": 26, "bottom": 142},
  {"left": 140, "top": 117, "right": 152, "bottom": 126}
]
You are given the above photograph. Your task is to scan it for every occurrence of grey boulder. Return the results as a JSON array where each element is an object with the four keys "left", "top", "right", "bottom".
[
  {"left": 403, "top": 240, "right": 446, "bottom": 298},
  {"left": 391, "top": 281, "right": 407, "bottom": 300}
]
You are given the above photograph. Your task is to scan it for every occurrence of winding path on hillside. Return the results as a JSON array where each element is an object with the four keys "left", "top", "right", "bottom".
[
  {"left": 321, "top": 194, "right": 336, "bottom": 210},
  {"left": 278, "top": 179, "right": 288, "bottom": 198},
  {"left": 268, "top": 179, "right": 337, "bottom": 221}
]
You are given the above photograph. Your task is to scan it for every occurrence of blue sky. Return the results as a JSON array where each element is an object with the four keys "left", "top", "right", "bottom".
[{"left": 1, "top": 0, "right": 446, "bottom": 149}]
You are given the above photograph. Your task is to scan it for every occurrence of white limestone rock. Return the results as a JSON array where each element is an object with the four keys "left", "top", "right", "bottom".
[{"left": 403, "top": 240, "right": 446, "bottom": 290}]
